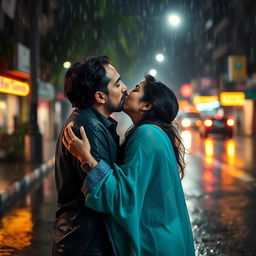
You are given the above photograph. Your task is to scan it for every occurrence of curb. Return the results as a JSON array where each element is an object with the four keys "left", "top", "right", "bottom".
[{"left": 0, "top": 157, "right": 55, "bottom": 211}]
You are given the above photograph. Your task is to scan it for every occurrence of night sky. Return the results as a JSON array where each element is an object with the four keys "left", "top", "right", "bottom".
[
  {"left": 110, "top": 0, "right": 202, "bottom": 91},
  {"left": 50, "top": 0, "right": 204, "bottom": 91}
]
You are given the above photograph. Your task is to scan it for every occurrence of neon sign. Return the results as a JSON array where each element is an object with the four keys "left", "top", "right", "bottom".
[
  {"left": 220, "top": 92, "right": 245, "bottom": 106},
  {"left": 0, "top": 75, "right": 30, "bottom": 96}
]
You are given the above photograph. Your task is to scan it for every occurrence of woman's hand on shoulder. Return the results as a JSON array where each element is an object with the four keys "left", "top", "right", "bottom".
[{"left": 62, "top": 125, "right": 92, "bottom": 164}]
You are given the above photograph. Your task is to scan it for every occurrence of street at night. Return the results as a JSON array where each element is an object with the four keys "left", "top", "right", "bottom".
[
  {"left": 1, "top": 0, "right": 256, "bottom": 255},
  {"left": 0, "top": 128, "right": 255, "bottom": 256}
]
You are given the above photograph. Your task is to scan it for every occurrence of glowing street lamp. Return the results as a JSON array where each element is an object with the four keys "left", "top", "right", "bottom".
[
  {"left": 148, "top": 69, "right": 157, "bottom": 76},
  {"left": 63, "top": 61, "right": 71, "bottom": 69},
  {"left": 168, "top": 14, "right": 181, "bottom": 27},
  {"left": 156, "top": 53, "right": 164, "bottom": 62}
]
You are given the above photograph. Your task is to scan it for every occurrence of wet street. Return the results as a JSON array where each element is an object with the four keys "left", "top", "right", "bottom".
[
  {"left": 181, "top": 130, "right": 256, "bottom": 256},
  {"left": 0, "top": 130, "right": 256, "bottom": 256}
]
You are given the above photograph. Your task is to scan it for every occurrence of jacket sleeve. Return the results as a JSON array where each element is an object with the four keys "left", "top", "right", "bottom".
[
  {"left": 81, "top": 125, "right": 160, "bottom": 232},
  {"left": 82, "top": 124, "right": 112, "bottom": 166},
  {"left": 67, "top": 124, "right": 112, "bottom": 182}
]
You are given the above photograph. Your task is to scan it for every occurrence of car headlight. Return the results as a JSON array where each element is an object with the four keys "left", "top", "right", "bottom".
[
  {"left": 226, "top": 118, "right": 235, "bottom": 127},
  {"left": 204, "top": 119, "right": 213, "bottom": 127},
  {"left": 181, "top": 118, "right": 191, "bottom": 128}
]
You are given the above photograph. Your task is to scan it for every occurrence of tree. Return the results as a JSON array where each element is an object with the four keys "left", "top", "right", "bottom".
[{"left": 41, "top": 0, "right": 142, "bottom": 86}]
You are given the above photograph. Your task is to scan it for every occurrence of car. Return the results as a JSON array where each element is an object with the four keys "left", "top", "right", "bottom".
[
  {"left": 199, "top": 116, "right": 235, "bottom": 138},
  {"left": 177, "top": 112, "right": 202, "bottom": 129}
]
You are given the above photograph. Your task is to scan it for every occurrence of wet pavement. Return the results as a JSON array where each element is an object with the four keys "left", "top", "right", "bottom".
[
  {"left": 0, "top": 170, "right": 57, "bottom": 256},
  {"left": 0, "top": 139, "right": 56, "bottom": 255},
  {"left": 0, "top": 131, "right": 256, "bottom": 255},
  {"left": 182, "top": 130, "right": 256, "bottom": 256},
  {"left": 0, "top": 140, "right": 56, "bottom": 194}
]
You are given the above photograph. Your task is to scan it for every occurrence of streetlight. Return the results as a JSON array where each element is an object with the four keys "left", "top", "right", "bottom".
[
  {"left": 63, "top": 61, "right": 71, "bottom": 69},
  {"left": 148, "top": 69, "right": 157, "bottom": 76},
  {"left": 156, "top": 53, "right": 164, "bottom": 62},
  {"left": 168, "top": 14, "right": 181, "bottom": 27}
]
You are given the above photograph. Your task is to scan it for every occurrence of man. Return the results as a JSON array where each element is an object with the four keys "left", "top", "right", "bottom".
[{"left": 52, "top": 56, "right": 127, "bottom": 256}]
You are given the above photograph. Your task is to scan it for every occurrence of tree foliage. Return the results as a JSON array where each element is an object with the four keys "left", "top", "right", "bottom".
[{"left": 41, "top": 0, "right": 143, "bottom": 86}]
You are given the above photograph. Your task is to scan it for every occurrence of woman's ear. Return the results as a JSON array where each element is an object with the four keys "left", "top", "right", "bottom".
[
  {"left": 140, "top": 102, "right": 153, "bottom": 112},
  {"left": 95, "top": 91, "right": 106, "bottom": 104}
]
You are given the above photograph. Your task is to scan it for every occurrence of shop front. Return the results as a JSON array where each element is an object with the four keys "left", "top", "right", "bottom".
[
  {"left": 37, "top": 80, "right": 55, "bottom": 141},
  {"left": 0, "top": 75, "right": 30, "bottom": 159}
]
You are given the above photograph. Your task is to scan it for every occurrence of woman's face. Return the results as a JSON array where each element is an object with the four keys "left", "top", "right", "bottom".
[{"left": 123, "top": 80, "right": 148, "bottom": 117}]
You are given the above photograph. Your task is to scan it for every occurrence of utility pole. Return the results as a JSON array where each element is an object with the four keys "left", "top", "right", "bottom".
[{"left": 25, "top": 0, "right": 42, "bottom": 163}]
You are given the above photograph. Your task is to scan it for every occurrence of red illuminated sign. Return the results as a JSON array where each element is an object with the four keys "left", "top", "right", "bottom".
[{"left": 180, "top": 84, "right": 193, "bottom": 98}]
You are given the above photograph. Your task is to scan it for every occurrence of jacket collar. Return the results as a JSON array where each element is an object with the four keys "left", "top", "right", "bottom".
[
  {"left": 91, "top": 106, "right": 117, "bottom": 129},
  {"left": 75, "top": 106, "right": 117, "bottom": 129}
]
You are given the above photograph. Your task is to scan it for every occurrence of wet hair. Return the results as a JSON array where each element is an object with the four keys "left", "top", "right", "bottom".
[
  {"left": 120, "top": 74, "right": 186, "bottom": 178},
  {"left": 64, "top": 56, "right": 111, "bottom": 108}
]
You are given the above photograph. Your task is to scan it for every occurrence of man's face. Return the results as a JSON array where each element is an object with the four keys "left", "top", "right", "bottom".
[{"left": 104, "top": 64, "right": 127, "bottom": 113}]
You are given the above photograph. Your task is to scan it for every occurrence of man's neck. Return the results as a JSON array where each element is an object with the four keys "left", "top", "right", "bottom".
[{"left": 93, "top": 104, "right": 111, "bottom": 118}]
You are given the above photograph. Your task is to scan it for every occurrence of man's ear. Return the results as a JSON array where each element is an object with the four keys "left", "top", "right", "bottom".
[
  {"left": 95, "top": 91, "right": 106, "bottom": 104},
  {"left": 140, "top": 102, "right": 153, "bottom": 112}
]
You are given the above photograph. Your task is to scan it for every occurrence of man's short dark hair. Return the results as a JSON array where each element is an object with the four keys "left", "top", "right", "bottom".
[{"left": 64, "top": 56, "right": 111, "bottom": 108}]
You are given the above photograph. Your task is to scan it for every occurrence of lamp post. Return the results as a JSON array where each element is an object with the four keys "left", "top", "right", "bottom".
[
  {"left": 168, "top": 14, "right": 181, "bottom": 27},
  {"left": 148, "top": 69, "right": 157, "bottom": 76},
  {"left": 63, "top": 61, "right": 71, "bottom": 69},
  {"left": 156, "top": 53, "right": 164, "bottom": 62},
  {"left": 25, "top": 0, "right": 42, "bottom": 163}
]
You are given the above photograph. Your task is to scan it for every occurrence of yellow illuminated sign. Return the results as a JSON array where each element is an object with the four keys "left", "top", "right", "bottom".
[
  {"left": 220, "top": 92, "right": 245, "bottom": 106},
  {"left": 193, "top": 96, "right": 219, "bottom": 105},
  {"left": 0, "top": 76, "right": 30, "bottom": 96},
  {"left": 228, "top": 56, "right": 247, "bottom": 81}
]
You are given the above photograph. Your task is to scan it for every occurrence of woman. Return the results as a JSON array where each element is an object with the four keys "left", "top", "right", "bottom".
[{"left": 63, "top": 75, "right": 195, "bottom": 256}]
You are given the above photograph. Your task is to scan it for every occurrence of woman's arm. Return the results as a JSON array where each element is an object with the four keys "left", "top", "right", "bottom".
[
  {"left": 62, "top": 125, "right": 98, "bottom": 171},
  {"left": 62, "top": 125, "right": 160, "bottom": 230}
]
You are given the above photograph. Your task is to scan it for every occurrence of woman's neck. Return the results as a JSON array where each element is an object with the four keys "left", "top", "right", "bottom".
[{"left": 128, "top": 113, "right": 144, "bottom": 125}]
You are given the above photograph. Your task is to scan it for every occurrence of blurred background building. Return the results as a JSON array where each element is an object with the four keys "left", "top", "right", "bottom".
[
  {"left": 190, "top": 0, "right": 256, "bottom": 136},
  {"left": 0, "top": 0, "right": 60, "bottom": 161},
  {"left": 0, "top": 0, "right": 255, "bottom": 161}
]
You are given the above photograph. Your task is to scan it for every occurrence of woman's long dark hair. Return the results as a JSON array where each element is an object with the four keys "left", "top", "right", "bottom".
[{"left": 119, "top": 74, "right": 186, "bottom": 179}]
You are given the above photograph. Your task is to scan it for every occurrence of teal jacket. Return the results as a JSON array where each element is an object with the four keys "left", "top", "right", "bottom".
[{"left": 82, "top": 124, "right": 195, "bottom": 256}]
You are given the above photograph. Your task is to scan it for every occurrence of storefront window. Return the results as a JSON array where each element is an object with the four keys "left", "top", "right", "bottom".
[{"left": 0, "top": 94, "right": 7, "bottom": 134}]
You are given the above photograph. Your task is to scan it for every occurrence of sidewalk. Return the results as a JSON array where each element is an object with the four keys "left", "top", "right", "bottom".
[{"left": 0, "top": 140, "right": 56, "bottom": 211}]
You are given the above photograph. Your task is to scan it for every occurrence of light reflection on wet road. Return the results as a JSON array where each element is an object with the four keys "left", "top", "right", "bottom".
[
  {"left": 0, "top": 208, "right": 33, "bottom": 255},
  {"left": 182, "top": 130, "right": 256, "bottom": 255},
  {"left": 0, "top": 171, "right": 57, "bottom": 256},
  {"left": 0, "top": 129, "right": 256, "bottom": 255}
]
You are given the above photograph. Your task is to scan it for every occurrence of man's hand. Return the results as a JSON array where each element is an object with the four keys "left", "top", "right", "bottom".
[{"left": 62, "top": 125, "right": 93, "bottom": 164}]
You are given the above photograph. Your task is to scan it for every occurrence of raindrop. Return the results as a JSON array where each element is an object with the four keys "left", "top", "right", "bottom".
[
  {"left": 250, "top": 48, "right": 254, "bottom": 61},
  {"left": 94, "top": 30, "right": 98, "bottom": 39},
  {"left": 79, "top": 5, "right": 83, "bottom": 14}
]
